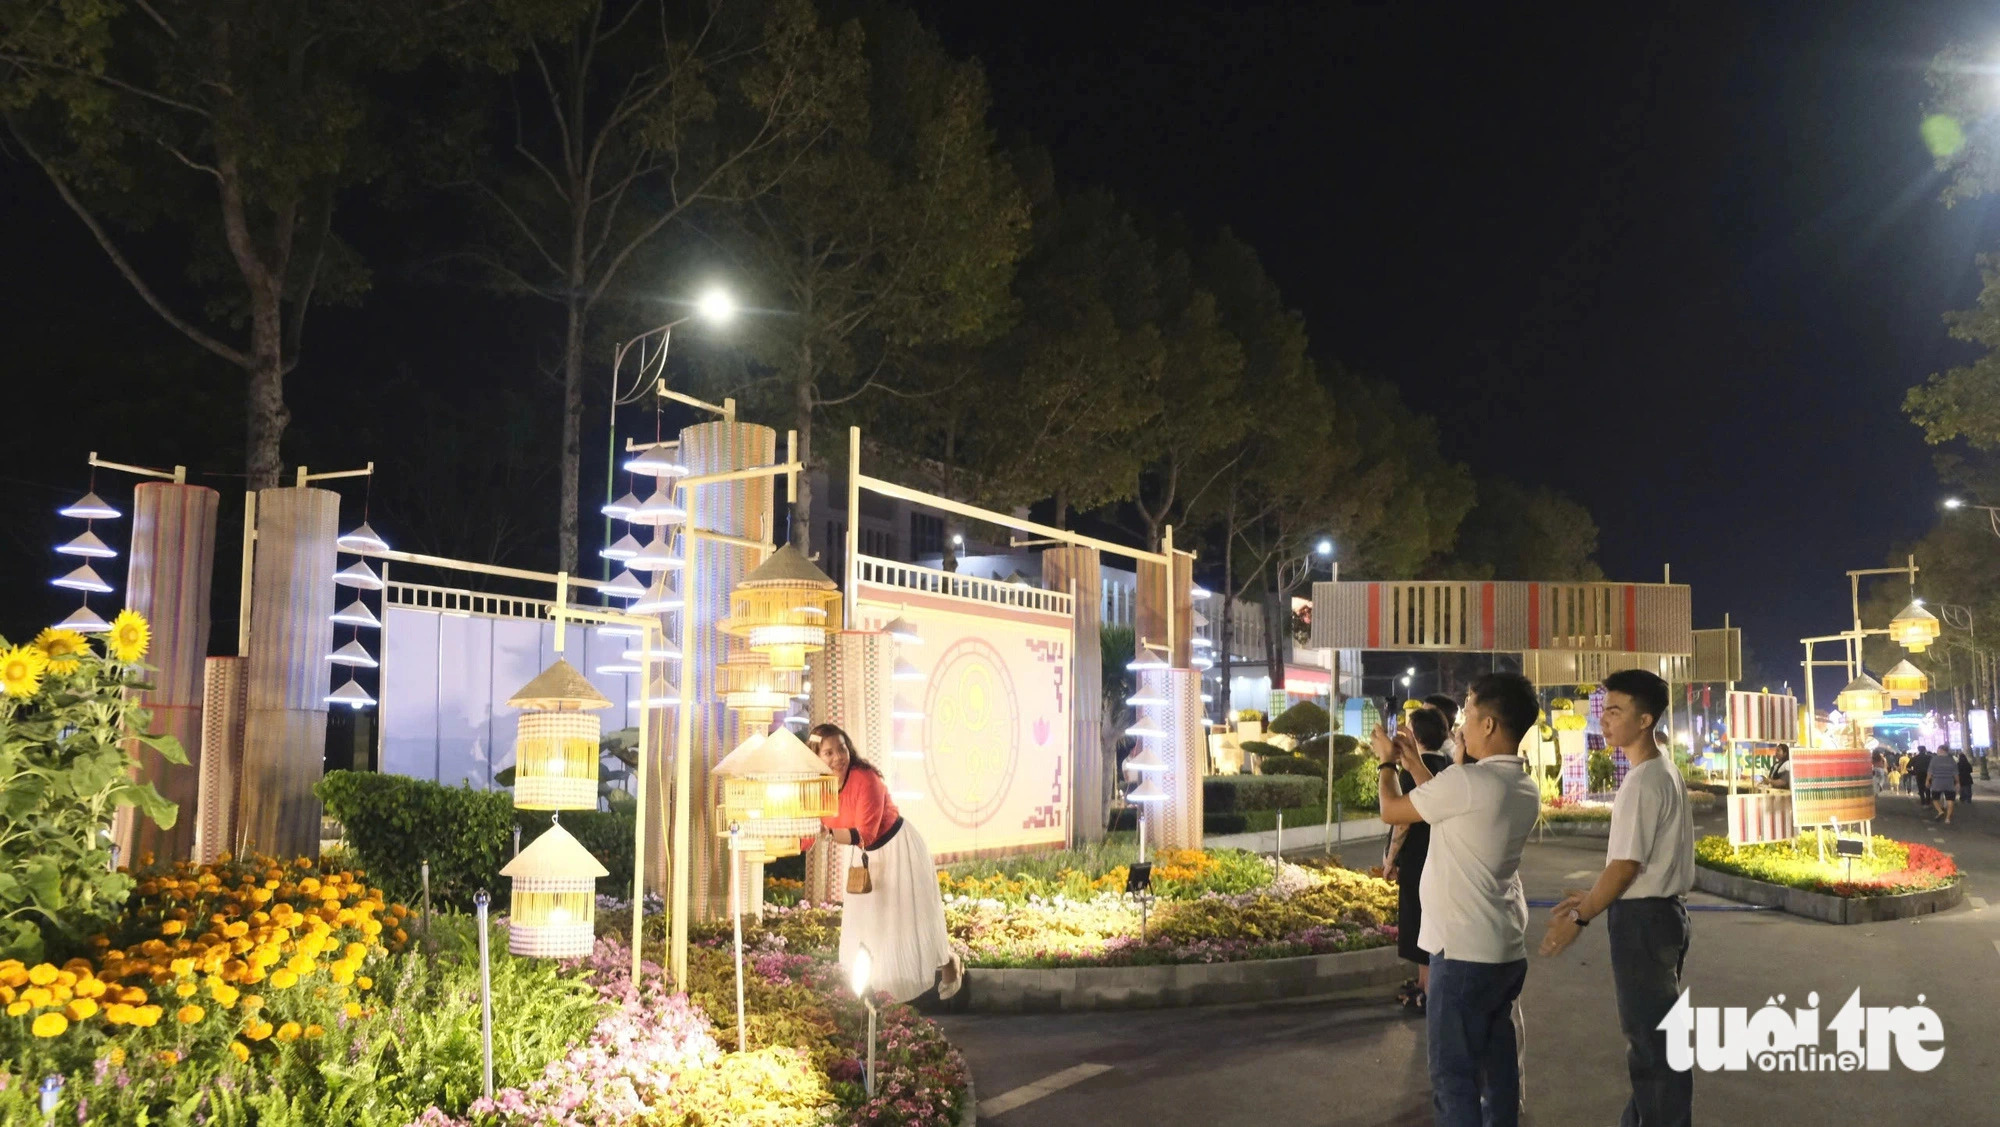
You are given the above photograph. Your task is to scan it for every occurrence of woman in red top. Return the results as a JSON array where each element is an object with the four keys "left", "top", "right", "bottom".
[{"left": 809, "top": 724, "right": 961, "bottom": 1003}]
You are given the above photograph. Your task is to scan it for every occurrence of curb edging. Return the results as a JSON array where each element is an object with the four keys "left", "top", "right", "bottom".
[
  {"left": 1693, "top": 866, "right": 1963, "bottom": 924},
  {"left": 962, "top": 943, "right": 1404, "bottom": 1013}
]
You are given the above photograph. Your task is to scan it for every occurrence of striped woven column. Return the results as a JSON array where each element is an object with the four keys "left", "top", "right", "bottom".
[
  {"left": 679, "top": 421, "right": 774, "bottom": 920},
  {"left": 194, "top": 656, "right": 248, "bottom": 863},
  {"left": 1140, "top": 667, "right": 1205, "bottom": 851},
  {"left": 115, "top": 483, "right": 219, "bottom": 864},
  {"left": 804, "top": 629, "right": 897, "bottom": 904},
  {"left": 238, "top": 487, "right": 339, "bottom": 859},
  {"left": 1044, "top": 548, "right": 1105, "bottom": 843}
]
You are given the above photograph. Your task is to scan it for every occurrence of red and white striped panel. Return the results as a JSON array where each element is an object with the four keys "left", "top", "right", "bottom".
[
  {"left": 1727, "top": 691, "right": 1799, "bottom": 745},
  {"left": 1727, "top": 793, "right": 1794, "bottom": 847}
]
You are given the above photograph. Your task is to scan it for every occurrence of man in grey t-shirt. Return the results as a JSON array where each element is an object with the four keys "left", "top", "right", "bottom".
[{"left": 1540, "top": 669, "right": 1694, "bottom": 1127}]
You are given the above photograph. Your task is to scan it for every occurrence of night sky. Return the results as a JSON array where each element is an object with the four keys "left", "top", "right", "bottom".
[
  {"left": 7, "top": 1, "right": 2000, "bottom": 705},
  {"left": 916, "top": 0, "right": 2000, "bottom": 700}
]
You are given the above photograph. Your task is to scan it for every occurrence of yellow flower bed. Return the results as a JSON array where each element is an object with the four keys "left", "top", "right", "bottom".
[{"left": 0, "top": 853, "right": 409, "bottom": 1058}]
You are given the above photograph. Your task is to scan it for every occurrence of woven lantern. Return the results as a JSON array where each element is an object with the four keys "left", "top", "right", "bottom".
[
  {"left": 719, "top": 646, "right": 798, "bottom": 721},
  {"left": 1881, "top": 660, "right": 1929, "bottom": 706},
  {"left": 501, "top": 820, "right": 608, "bottom": 957},
  {"left": 1890, "top": 601, "right": 1941, "bottom": 653},
  {"left": 507, "top": 659, "right": 612, "bottom": 810},
  {"left": 1836, "top": 673, "right": 1888, "bottom": 721},
  {"left": 713, "top": 728, "right": 839, "bottom": 860},
  {"left": 721, "top": 543, "right": 843, "bottom": 672}
]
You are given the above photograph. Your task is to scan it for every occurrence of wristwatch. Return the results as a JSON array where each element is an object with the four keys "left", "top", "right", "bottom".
[{"left": 1567, "top": 908, "right": 1590, "bottom": 927}]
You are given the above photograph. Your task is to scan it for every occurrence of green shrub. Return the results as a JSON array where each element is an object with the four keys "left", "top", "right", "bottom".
[
  {"left": 1258, "top": 754, "right": 1325, "bottom": 778},
  {"left": 1269, "top": 701, "right": 1331, "bottom": 739},
  {"left": 1332, "top": 755, "right": 1381, "bottom": 810},
  {"left": 1204, "top": 774, "right": 1322, "bottom": 812},
  {"left": 1296, "top": 734, "right": 1330, "bottom": 762},
  {"left": 317, "top": 771, "right": 634, "bottom": 910},
  {"left": 1204, "top": 812, "right": 1250, "bottom": 834},
  {"left": 1241, "top": 740, "right": 1288, "bottom": 759},
  {"left": 1588, "top": 750, "right": 1615, "bottom": 792}
]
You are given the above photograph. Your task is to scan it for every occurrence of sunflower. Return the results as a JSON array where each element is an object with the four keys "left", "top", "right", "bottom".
[
  {"left": 107, "top": 610, "right": 150, "bottom": 664},
  {"left": 0, "top": 645, "right": 49, "bottom": 698},
  {"left": 33, "top": 627, "right": 89, "bottom": 674}
]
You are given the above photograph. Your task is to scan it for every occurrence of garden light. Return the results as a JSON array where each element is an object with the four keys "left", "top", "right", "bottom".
[
  {"left": 336, "top": 522, "right": 390, "bottom": 553},
  {"left": 59, "top": 492, "right": 119, "bottom": 520},
  {"left": 501, "top": 819, "right": 608, "bottom": 958},
  {"left": 507, "top": 659, "right": 612, "bottom": 811}
]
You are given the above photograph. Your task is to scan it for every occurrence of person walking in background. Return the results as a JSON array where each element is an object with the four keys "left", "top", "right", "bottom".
[
  {"left": 806, "top": 723, "right": 962, "bottom": 1002},
  {"left": 1914, "top": 745, "right": 1934, "bottom": 810},
  {"left": 1378, "top": 673, "right": 1543, "bottom": 1127},
  {"left": 1767, "top": 744, "right": 1791, "bottom": 789},
  {"left": 1929, "top": 745, "right": 1959, "bottom": 825},
  {"left": 1872, "top": 749, "right": 1888, "bottom": 794},
  {"left": 1958, "top": 749, "right": 1974, "bottom": 807},
  {"left": 1899, "top": 749, "right": 1914, "bottom": 793},
  {"left": 1380, "top": 706, "right": 1457, "bottom": 1014},
  {"left": 1541, "top": 669, "right": 1694, "bottom": 1127}
]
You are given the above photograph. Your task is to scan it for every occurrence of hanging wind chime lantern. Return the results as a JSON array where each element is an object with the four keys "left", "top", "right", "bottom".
[
  {"left": 507, "top": 659, "right": 612, "bottom": 810},
  {"left": 1835, "top": 673, "right": 1889, "bottom": 722},
  {"left": 1881, "top": 660, "right": 1929, "bottom": 707},
  {"left": 721, "top": 543, "right": 843, "bottom": 672},
  {"left": 1890, "top": 601, "right": 1942, "bottom": 653},
  {"left": 719, "top": 646, "right": 796, "bottom": 721},
  {"left": 713, "top": 728, "right": 840, "bottom": 861},
  {"left": 500, "top": 819, "right": 608, "bottom": 958}
]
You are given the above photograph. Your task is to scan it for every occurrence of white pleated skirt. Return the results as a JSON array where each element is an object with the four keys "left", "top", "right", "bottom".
[{"left": 841, "top": 819, "right": 954, "bottom": 1003}]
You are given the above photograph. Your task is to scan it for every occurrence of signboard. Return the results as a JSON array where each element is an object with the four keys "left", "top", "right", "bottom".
[
  {"left": 1789, "top": 746, "right": 1876, "bottom": 828},
  {"left": 1728, "top": 793, "right": 1794, "bottom": 847},
  {"left": 1973, "top": 709, "right": 1991, "bottom": 752},
  {"left": 854, "top": 584, "right": 1072, "bottom": 860},
  {"left": 1726, "top": 691, "right": 1798, "bottom": 745}
]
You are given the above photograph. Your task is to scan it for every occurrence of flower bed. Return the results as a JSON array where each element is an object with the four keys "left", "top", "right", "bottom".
[
  {"left": 2, "top": 856, "right": 967, "bottom": 1126},
  {"left": 1695, "top": 834, "right": 1960, "bottom": 898},
  {"left": 737, "top": 849, "right": 1400, "bottom": 971}
]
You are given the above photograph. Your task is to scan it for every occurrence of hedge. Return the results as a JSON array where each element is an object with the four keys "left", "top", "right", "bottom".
[
  {"left": 1204, "top": 774, "right": 1322, "bottom": 813},
  {"left": 316, "top": 771, "right": 635, "bottom": 911},
  {"left": 1108, "top": 807, "right": 1248, "bottom": 835},
  {"left": 1257, "top": 754, "right": 1326, "bottom": 778}
]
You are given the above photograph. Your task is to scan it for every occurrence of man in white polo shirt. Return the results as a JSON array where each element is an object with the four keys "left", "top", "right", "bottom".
[
  {"left": 1539, "top": 668, "right": 1694, "bottom": 1127},
  {"left": 1378, "top": 671, "right": 1543, "bottom": 1127}
]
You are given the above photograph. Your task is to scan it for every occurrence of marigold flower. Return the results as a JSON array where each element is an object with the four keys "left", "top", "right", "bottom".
[
  {"left": 176, "top": 982, "right": 198, "bottom": 998},
  {"left": 105, "top": 1046, "right": 125, "bottom": 1067},
  {"left": 132, "top": 1004, "right": 163, "bottom": 1027},
  {"left": 270, "top": 969, "right": 299, "bottom": 990},
  {"left": 211, "top": 982, "right": 241, "bottom": 1008},
  {"left": 157, "top": 1050, "right": 179, "bottom": 1067},
  {"left": 26, "top": 964, "right": 58, "bottom": 986},
  {"left": 64, "top": 999, "right": 98, "bottom": 1022},
  {"left": 21, "top": 986, "right": 51, "bottom": 1008},
  {"left": 30, "top": 1012, "right": 67, "bottom": 1037},
  {"left": 160, "top": 920, "right": 185, "bottom": 936},
  {"left": 303, "top": 1023, "right": 325, "bottom": 1039},
  {"left": 5, "top": 1001, "right": 29, "bottom": 1017},
  {"left": 344, "top": 1002, "right": 362, "bottom": 1020},
  {"left": 170, "top": 957, "right": 195, "bottom": 977},
  {"left": 243, "top": 1018, "right": 273, "bottom": 1041},
  {"left": 275, "top": 1021, "right": 302, "bottom": 1042},
  {"left": 230, "top": 1040, "right": 251, "bottom": 1062}
]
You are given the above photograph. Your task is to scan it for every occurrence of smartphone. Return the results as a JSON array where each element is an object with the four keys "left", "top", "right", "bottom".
[{"left": 1385, "top": 708, "right": 1398, "bottom": 737}]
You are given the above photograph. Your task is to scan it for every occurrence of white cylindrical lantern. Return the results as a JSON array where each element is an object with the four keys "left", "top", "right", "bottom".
[
  {"left": 501, "top": 821, "right": 609, "bottom": 958},
  {"left": 508, "top": 659, "right": 612, "bottom": 811}
]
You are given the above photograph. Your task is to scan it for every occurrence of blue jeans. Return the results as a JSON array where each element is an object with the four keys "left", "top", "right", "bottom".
[
  {"left": 1608, "top": 898, "right": 1692, "bottom": 1127},
  {"left": 1427, "top": 955, "right": 1526, "bottom": 1127}
]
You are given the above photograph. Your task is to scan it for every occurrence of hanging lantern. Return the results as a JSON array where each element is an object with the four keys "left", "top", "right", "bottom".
[
  {"left": 1882, "top": 660, "right": 1929, "bottom": 706},
  {"left": 882, "top": 615, "right": 923, "bottom": 645},
  {"left": 55, "top": 607, "right": 110, "bottom": 633},
  {"left": 1890, "top": 602, "right": 1941, "bottom": 653},
  {"left": 326, "top": 679, "right": 376, "bottom": 709},
  {"left": 713, "top": 728, "right": 840, "bottom": 861},
  {"left": 332, "top": 599, "right": 382, "bottom": 628},
  {"left": 625, "top": 487, "right": 687, "bottom": 527},
  {"left": 624, "top": 444, "right": 688, "bottom": 477},
  {"left": 59, "top": 492, "right": 120, "bottom": 520},
  {"left": 56, "top": 531, "right": 117, "bottom": 559},
  {"left": 627, "top": 536, "right": 681, "bottom": 573},
  {"left": 336, "top": 522, "right": 390, "bottom": 553},
  {"left": 602, "top": 570, "right": 648, "bottom": 600},
  {"left": 51, "top": 565, "right": 114, "bottom": 594},
  {"left": 507, "top": 659, "right": 611, "bottom": 810},
  {"left": 1128, "top": 774, "right": 1168, "bottom": 802},
  {"left": 601, "top": 533, "right": 643, "bottom": 561},
  {"left": 500, "top": 820, "right": 608, "bottom": 958},
  {"left": 334, "top": 561, "right": 385, "bottom": 590},
  {"left": 720, "top": 544, "right": 842, "bottom": 672},
  {"left": 603, "top": 491, "right": 643, "bottom": 519},
  {"left": 1835, "top": 673, "right": 1888, "bottom": 721},
  {"left": 720, "top": 647, "right": 796, "bottom": 719},
  {"left": 1126, "top": 742, "right": 1168, "bottom": 771}
]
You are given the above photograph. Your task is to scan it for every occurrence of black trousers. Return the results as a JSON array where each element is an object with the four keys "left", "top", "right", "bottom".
[{"left": 1607, "top": 897, "right": 1693, "bottom": 1127}]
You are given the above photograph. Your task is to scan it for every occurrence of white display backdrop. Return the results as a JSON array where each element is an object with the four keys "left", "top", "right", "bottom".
[
  {"left": 854, "top": 585, "right": 1072, "bottom": 861},
  {"left": 380, "top": 606, "right": 638, "bottom": 788}
]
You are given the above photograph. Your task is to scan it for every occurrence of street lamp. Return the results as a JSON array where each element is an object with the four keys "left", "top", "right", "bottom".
[
  {"left": 1316, "top": 538, "right": 1334, "bottom": 558},
  {"left": 1942, "top": 495, "right": 2000, "bottom": 538},
  {"left": 603, "top": 288, "right": 737, "bottom": 580}
]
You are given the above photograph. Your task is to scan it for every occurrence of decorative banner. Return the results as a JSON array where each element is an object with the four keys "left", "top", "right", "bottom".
[
  {"left": 1789, "top": 746, "right": 1876, "bottom": 828},
  {"left": 855, "top": 583, "right": 1072, "bottom": 861},
  {"left": 1728, "top": 792, "right": 1794, "bottom": 847},
  {"left": 1972, "top": 709, "right": 1991, "bottom": 752},
  {"left": 1726, "top": 690, "right": 1799, "bottom": 745},
  {"left": 1140, "top": 667, "right": 1205, "bottom": 853},
  {"left": 1557, "top": 729, "right": 1588, "bottom": 797}
]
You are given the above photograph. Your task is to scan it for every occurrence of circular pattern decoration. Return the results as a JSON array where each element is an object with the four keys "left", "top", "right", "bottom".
[{"left": 922, "top": 636, "right": 1021, "bottom": 828}]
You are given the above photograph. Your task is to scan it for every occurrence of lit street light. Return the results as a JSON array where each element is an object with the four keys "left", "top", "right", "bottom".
[{"left": 1942, "top": 495, "right": 2000, "bottom": 538}]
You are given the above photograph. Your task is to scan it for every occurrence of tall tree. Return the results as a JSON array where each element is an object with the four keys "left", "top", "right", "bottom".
[
  {"left": 439, "top": 0, "right": 845, "bottom": 570},
  {"left": 1449, "top": 478, "right": 1604, "bottom": 580},
  {"left": 0, "top": 0, "right": 558, "bottom": 488},
  {"left": 711, "top": 1, "right": 1027, "bottom": 544}
]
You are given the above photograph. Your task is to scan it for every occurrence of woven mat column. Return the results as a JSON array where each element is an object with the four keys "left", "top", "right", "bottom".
[
  {"left": 112, "top": 482, "right": 219, "bottom": 863},
  {"left": 238, "top": 487, "right": 338, "bottom": 859},
  {"left": 1044, "top": 547, "right": 1103, "bottom": 844},
  {"left": 193, "top": 656, "right": 248, "bottom": 863},
  {"left": 803, "top": 629, "right": 895, "bottom": 904},
  {"left": 678, "top": 420, "right": 775, "bottom": 921},
  {"left": 1139, "top": 667, "right": 1205, "bottom": 851}
]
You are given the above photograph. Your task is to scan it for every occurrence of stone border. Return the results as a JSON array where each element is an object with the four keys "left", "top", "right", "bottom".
[
  {"left": 1694, "top": 866, "right": 1963, "bottom": 924},
  {"left": 1535, "top": 820, "right": 1611, "bottom": 837},
  {"left": 963, "top": 943, "right": 1403, "bottom": 1012}
]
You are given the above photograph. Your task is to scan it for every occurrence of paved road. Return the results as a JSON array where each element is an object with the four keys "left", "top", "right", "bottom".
[{"left": 942, "top": 780, "right": 2000, "bottom": 1126}]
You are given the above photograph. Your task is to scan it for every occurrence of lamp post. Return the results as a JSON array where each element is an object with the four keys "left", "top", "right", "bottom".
[
  {"left": 1943, "top": 496, "right": 2000, "bottom": 539},
  {"left": 603, "top": 288, "right": 737, "bottom": 582}
]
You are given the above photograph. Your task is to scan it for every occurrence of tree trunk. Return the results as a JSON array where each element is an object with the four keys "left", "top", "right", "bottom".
[
  {"left": 245, "top": 293, "right": 289, "bottom": 490},
  {"left": 792, "top": 353, "right": 814, "bottom": 551},
  {"left": 1218, "top": 506, "right": 1234, "bottom": 724},
  {"left": 559, "top": 296, "right": 585, "bottom": 574},
  {"left": 1263, "top": 584, "right": 1285, "bottom": 711}
]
